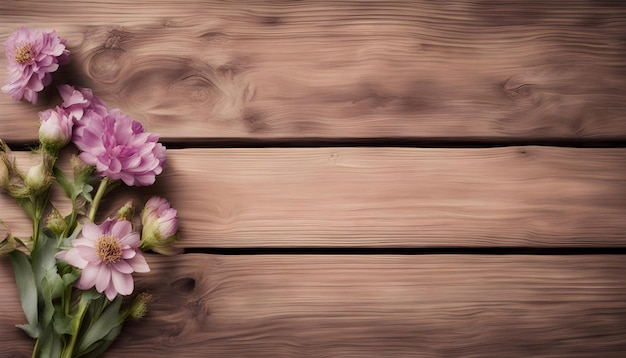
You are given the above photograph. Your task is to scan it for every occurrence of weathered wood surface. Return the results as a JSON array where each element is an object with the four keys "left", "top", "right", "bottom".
[
  {"left": 2, "top": 254, "right": 626, "bottom": 357},
  {"left": 1, "top": 1, "right": 626, "bottom": 141},
  {"left": 1, "top": 146, "right": 626, "bottom": 247},
  {"left": 1, "top": 1, "right": 626, "bottom": 357}
]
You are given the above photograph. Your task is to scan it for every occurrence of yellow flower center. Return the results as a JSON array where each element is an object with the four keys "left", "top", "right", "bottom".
[
  {"left": 15, "top": 44, "right": 33, "bottom": 64},
  {"left": 96, "top": 235, "right": 122, "bottom": 263}
]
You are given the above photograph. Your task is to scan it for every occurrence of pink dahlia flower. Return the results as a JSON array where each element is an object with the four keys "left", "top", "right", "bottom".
[
  {"left": 58, "top": 84, "right": 108, "bottom": 122},
  {"left": 56, "top": 219, "right": 150, "bottom": 301},
  {"left": 1, "top": 27, "right": 69, "bottom": 104},
  {"left": 73, "top": 109, "right": 166, "bottom": 186},
  {"left": 140, "top": 196, "right": 179, "bottom": 255},
  {"left": 38, "top": 106, "right": 73, "bottom": 150}
]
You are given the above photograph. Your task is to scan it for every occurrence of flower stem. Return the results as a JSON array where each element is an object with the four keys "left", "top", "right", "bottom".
[
  {"left": 61, "top": 294, "right": 90, "bottom": 358},
  {"left": 31, "top": 338, "right": 40, "bottom": 358},
  {"left": 89, "top": 177, "right": 110, "bottom": 222}
]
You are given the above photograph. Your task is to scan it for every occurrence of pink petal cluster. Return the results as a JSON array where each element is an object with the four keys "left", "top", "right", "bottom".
[
  {"left": 58, "top": 84, "right": 108, "bottom": 122},
  {"left": 72, "top": 109, "right": 166, "bottom": 186},
  {"left": 140, "top": 196, "right": 179, "bottom": 255},
  {"left": 56, "top": 218, "right": 149, "bottom": 301},
  {"left": 1, "top": 27, "right": 68, "bottom": 104},
  {"left": 38, "top": 106, "right": 73, "bottom": 149}
]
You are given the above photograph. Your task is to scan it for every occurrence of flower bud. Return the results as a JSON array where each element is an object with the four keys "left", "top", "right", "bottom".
[
  {"left": 46, "top": 207, "right": 67, "bottom": 236},
  {"left": 1, "top": 141, "right": 29, "bottom": 198},
  {"left": 38, "top": 106, "right": 73, "bottom": 152},
  {"left": 140, "top": 196, "right": 179, "bottom": 255},
  {"left": 0, "top": 235, "right": 16, "bottom": 256},
  {"left": 0, "top": 221, "right": 16, "bottom": 255},
  {"left": 128, "top": 292, "right": 152, "bottom": 320},
  {"left": 70, "top": 154, "right": 94, "bottom": 182},
  {"left": 0, "top": 141, "right": 15, "bottom": 190},
  {"left": 24, "top": 160, "right": 51, "bottom": 194},
  {"left": 0, "top": 156, "right": 8, "bottom": 190},
  {"left": 116, "top": 201, "right": 134, "bottom": 221}
]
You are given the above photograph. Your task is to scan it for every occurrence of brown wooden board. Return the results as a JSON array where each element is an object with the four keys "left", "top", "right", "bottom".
[
  {"left": 2, "top": 147, "right": 626, "bottom": 248},
  {"left": 2, "top": 254, "right": 626, "bottom": 357},
  {"left": 1, "top": 1, "right": 626, "bottom": 142}
]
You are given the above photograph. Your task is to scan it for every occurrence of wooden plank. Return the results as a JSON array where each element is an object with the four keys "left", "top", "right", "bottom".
[
  {"left": 1, "top": 1, "right": 626, "bottom": 141},
  {"left": 2, "top": 146, "right": 626, "bottom": 247},
  {"left": 2, "top": 254, "right": 626, "bottom": 357}
]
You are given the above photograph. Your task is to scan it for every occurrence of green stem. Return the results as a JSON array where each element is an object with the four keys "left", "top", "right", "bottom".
[
  {"left": 31, "top": 150, "right": 55, "bottom": 251},
  {"left": 61, "top": 295, "right": 90, "bottom": 358},
  {"left": 31, "top": 337, "right": 40, "bottom": 358},
  {"left": 62, "top": 196, "right": 78, "bottom": 239},
  {"left": 88, "top": 177, "right": 110, "bottom": 222},
  {"left": 31, "top": 211, "right": 41, "bottom": 251}
]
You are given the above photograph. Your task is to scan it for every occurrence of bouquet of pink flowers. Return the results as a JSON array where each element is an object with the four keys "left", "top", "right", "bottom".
[{"left": 0, "top": 27, "right": 179, "bottom": 357}]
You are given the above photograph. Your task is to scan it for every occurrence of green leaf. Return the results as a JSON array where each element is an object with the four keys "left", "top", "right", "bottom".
[
  {"left": 53, "top": 165, "right": 75, "bottom": 199},
  {"left": 52, "top": 311, "right": 74, "bottom": 336},
  {"left": 13, "top": 236, "right": 28, "bottom": 248},
  {"left": 77, "top": 296, "right": 124, "bottom": 354},
  {"left": 37, "top": 325, "right": 63, "bottom": 358},
  {"left": 8, "top": 250, "right": 39, "bottom": 337},
  {"left": 16, "top": 323, "right": 40, "bottom": 338},
  {"left": 81, "top": 184, "right": 94, "bottom": 203},
  {"left": 40, "top": 268, "right": 65, "bottom": 328},
  {"left": 16, "top": 197, "right": 35, "bottom": 221},
  {"left": 31, "top": 231, "right": 59, "bottom": 292},
  {"left": 76, "top": 326, "right": 121, "bottom": 358},
  {"left": 62, "top": 270, "right": 80, "bottom": 286}
]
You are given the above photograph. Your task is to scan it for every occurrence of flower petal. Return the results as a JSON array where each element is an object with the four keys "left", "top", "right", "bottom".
[
  {"left": 57, "top": 248, "right": 89, "bottom": 269},
  {"left": 112, "top": 259, "right": 133, "bottom": 274},
  {"left": 111, "top": 270, "right": 134, "bottom": 296},
  {"left": 104, "top": 285, "right": 118, "bottom": 301},
  {"left": 76, "top": 264, "right": 99, "bottom": 290},
  {"left": 110, "top": 220, "right": 132, "bottom": 239},
  {"left": 80, "top": 222, "right": 102, "bottom": 241},
  {"left": 95, "top": 264, "right": 112, "bottom": 293},
  {"left": 119, "top": 232, "right": 140, "bottom": 247},
  {"left": 128, "top": 254, "right": 150, "bottom": 273},
  {"left": 76, "top": 244, "right": 99, "bottom": 262}
]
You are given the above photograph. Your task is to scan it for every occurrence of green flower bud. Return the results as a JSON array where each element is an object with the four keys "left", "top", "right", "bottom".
[
  {"left": 128, "top": 292, "right": 152, "bottom": 320},
  {"left": 0, "top": 141, "right": 17, "bottom": 191},
  {"left": 46, "top": 207, "right": 67, "bottom": 236},
  {"left": 24, "top": 161, "right": 51, "bottom": 194},
  {"left": 0, "top": 155, "right": 8, "bottom": 190},
  {"left": 0, "top": 223, "right": 16, "bottom": 255},
  {"left": 70, "top": 154, "right": 94, "bottom": 182},
  {"left": 116, "top": 201, "right": 135, "bottom": 221}
]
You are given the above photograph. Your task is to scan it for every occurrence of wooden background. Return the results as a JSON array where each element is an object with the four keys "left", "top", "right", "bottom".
[{"left": 1, "top": 1, "right": 626, "bottom": 356}]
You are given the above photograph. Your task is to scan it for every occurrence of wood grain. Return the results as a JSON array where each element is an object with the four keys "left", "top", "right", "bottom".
[
  {"left": 2, "top": 254, "right": 626, "bottom": 357},
  {"left": 1, "top": 1, "right": 626, "bottom": 141},
  {"left": 2, "top": 146, "right": 625, "bottom": 247}
]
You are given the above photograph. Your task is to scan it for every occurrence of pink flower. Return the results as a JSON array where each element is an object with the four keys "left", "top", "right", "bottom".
[
  {"left": 56, "top": 219, "right": 150, "bottom": 301},
  {"left": 38, "top": 106, "right": 73, "bottom": 150},
  {"left": 140, "top": 196, "right": 179, "bottom": 255},
  {"left": 58, "top": 84, "right": 108, "bottom": 122},
  {"left": 1, "top": 27, "right": 69, "bottom": 104},
  {"left": 72, "top": 109, "right": 166, "bottom": 186}
]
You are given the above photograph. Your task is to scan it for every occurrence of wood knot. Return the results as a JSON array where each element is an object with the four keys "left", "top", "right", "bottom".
[
  {"left": 87, "top": 50, "right": 123, "bottom": 83},
  {"left": 103, "top": 29, "right": 130, "bottom": 51},
  {"left": 177, "top": 74, "right": 216, "bottom": 103},
  {"left": 502, "top": 76, "right": 539, "bottom": 104},
  {"left": 242, "top": 110, "right": 267, "bottom": 132},
  {"left": 262, "top": 16, "right": 281, "bottom": 25},
  {"left": 171, "top": 277, "right": 196, "bottom": 293}
]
